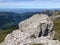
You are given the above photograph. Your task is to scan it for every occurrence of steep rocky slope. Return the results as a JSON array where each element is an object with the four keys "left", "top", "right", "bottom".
[{"left": 0, "top": 14, "right": 60, "bottom": 45}]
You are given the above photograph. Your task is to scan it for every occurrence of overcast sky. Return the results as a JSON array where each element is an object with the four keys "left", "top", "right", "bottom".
[{"left": 0, "top": 0, "right": 60, "bottom": 9}]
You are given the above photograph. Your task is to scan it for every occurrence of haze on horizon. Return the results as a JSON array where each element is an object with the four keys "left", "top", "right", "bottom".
[{"left": 0, "top": 0, "right": 60, "bottom": 9}]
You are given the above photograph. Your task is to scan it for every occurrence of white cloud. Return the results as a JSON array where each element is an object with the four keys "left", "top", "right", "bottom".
[
  {"left": 0, "top": 0, "right": 60, "bottom": 9},
  {"left": 0, "top": 1, "right": 60, "bottom": 9}
]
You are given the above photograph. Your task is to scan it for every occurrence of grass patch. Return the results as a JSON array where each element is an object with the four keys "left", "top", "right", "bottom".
[
  {"left": 0, "top": 25, "right": 19, "bottom": 43},
  {"left": 53, "top": 18, "right": 60, "bottom": 41},
  {"left": 0, "top": 30, "right": 13, "bottom": 43}
]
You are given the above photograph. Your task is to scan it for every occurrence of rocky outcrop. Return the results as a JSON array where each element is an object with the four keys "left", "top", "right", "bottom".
[{"left": 0, "top": 14, "right": 60, "bottom": 45}]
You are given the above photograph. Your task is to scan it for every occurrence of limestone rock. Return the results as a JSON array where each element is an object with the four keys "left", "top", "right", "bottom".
[{"left": 0, "top": 14, "right": 60, "bottom": 45}]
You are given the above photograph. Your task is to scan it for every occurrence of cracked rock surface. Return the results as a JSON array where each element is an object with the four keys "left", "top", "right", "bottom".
[{"left": 0, "top": 14, "right": 60, "bottom": 45}]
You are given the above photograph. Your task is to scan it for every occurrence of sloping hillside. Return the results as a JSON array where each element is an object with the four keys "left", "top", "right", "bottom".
[
  {"left": 53, "top": 17, "right": 60, "bottom": 41},
  {"left": 0, "top": 12, "right": 39, "bottom": 29},
  {"left": 0, "top": 12, "right": 20, "bottom": 29}
]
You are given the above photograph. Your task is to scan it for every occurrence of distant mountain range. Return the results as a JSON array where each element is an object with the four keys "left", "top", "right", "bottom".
[
  {"left": 0, "top": 8, "right": 60, "bottom": 13},
  {"left": 0, "top": 9, "right": 43, "bottom": 13}
]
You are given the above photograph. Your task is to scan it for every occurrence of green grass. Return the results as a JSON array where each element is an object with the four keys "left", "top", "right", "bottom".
[
  {"left": 53, "top": 18, "right": 60, "bottom": 41},
  {"left": 0, "top": 25, "right": 19, "bottom": 43},
  {"left": 0, "top": 30, "right": 13, "bottom": 43}
]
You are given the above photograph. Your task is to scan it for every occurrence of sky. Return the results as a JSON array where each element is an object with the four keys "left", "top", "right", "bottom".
[{"left": 0, "top": 0, "right": 60, "bottom": 9}]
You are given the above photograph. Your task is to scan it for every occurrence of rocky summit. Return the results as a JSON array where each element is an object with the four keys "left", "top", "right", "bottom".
[{"left": 0, "top": 14, "right": 60, "bottom": 45}]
